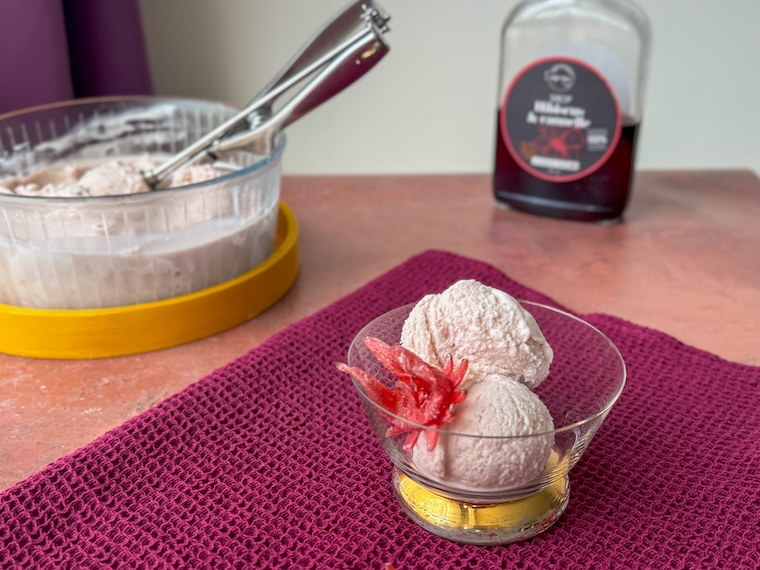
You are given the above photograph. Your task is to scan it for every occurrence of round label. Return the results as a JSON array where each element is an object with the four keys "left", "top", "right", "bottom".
[{"left": 500, "top": 57, "right": 622, "bottom": 182}]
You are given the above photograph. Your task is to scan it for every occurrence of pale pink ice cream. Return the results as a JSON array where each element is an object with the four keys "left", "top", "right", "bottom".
[
  {"left": 412, "top": 375, "right": 554, "bottom": 489},
  {"left": 0, "top": 156, "right": 221, "bottom": 197},
  {"left": 401, "top": 280, "right": 555, "bottom": 490},
  {"left": 401, "top": 279, "right": 553, "bottom": 389}
]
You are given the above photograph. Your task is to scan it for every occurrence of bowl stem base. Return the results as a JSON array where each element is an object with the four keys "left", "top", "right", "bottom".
[{"left": 392, "top": 469, "right": 569, "bottom": 545}]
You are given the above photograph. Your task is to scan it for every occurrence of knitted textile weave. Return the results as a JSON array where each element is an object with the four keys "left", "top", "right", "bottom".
[{"left": 1, "top": 250, "right": 758, "bottom": 569}]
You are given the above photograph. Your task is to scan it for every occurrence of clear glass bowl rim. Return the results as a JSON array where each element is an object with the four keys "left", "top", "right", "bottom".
[
  {"left": 347, "top": 300, "right": 627, "bottom": 440},
  {"left": 0, "top": 95, "right": 286, "bottom": 205}
]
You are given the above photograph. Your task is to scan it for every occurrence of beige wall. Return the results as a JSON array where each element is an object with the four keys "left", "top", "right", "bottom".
[{"left": 139, "top": 0, "right": 760, "bottom": 175}]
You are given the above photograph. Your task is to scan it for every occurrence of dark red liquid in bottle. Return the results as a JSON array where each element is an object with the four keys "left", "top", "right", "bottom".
[{"left": 493, "top": 115, "right": 640, "bottom": 223}]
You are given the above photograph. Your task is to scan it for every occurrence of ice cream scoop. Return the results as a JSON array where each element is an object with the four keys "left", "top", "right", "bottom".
[
  {"left": 142, "top": 1, "right": 390, "bottom": 189},
  {"left": 412, "top": 375, "right": 555, "bottom": 490},
  {"left": 401, "top": 279, "right": 553, "bottom": 389}
]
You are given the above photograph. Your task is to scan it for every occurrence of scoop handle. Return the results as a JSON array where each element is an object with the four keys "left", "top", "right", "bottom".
[
  {"left": 251, "top": 0, "right": 385, "bottom": 106},
  {"left": 210, "top": 26, "right": 388, "bottom": 157}
]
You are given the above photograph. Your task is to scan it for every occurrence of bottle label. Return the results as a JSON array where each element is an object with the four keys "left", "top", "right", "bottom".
[{"left": 500, "top": 57, "right": 622, "bottom": 182}]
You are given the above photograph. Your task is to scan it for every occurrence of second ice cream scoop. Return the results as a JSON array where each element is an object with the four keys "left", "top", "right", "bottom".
[{"left": 412, "top": 375, "right": 555, "bottom": 490}]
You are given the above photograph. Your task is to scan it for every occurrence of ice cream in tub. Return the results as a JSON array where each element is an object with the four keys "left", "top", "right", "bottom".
[{"left": 0, "top": 114, "right": 284, "bottom": 311}]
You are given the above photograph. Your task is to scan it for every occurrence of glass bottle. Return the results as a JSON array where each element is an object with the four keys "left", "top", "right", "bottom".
[{"left": 493, "top": 0, "right": 651, "bottom": 223}]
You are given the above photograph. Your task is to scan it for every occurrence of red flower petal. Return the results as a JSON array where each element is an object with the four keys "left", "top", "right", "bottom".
[{"left": 336, "top": 337, "right": 468, "bottom": 451}]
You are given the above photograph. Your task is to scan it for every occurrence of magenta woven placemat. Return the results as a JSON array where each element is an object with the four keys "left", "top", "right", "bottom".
[{"left": 1, "top": 250, "right": 758, "bottom": 569}]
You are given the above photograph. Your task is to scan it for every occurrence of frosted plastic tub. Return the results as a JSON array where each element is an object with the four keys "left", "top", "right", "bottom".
[{"left": 0, "top": 97, "right": 285, "bottom": 310}]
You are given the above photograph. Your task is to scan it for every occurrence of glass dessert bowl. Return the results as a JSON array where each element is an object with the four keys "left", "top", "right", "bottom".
[
  {"left": 344, "top": 299, "right": 626, "bottom": 545},
  {"left": 0, "top": 97, "right": 285, "bottom": 310}
]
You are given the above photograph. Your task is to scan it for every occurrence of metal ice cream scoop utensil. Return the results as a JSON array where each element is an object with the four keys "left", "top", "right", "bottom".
[{"left": 142, "top": 1, "right": 390, "bottom": 189}]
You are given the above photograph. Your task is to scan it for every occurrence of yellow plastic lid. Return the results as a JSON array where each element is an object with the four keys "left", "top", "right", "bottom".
[{"left": 0, "top": 202, "right": 299, "bottom": 359}]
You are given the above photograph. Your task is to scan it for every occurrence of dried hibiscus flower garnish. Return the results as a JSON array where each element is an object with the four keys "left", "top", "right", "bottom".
[{"left": 336, "top": 337, "right": 468, "bottom": 452}]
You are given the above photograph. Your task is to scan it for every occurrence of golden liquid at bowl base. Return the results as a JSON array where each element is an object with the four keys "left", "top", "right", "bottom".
[{"left": 392, "top": 450, "right": 571, "bottom": 545}]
